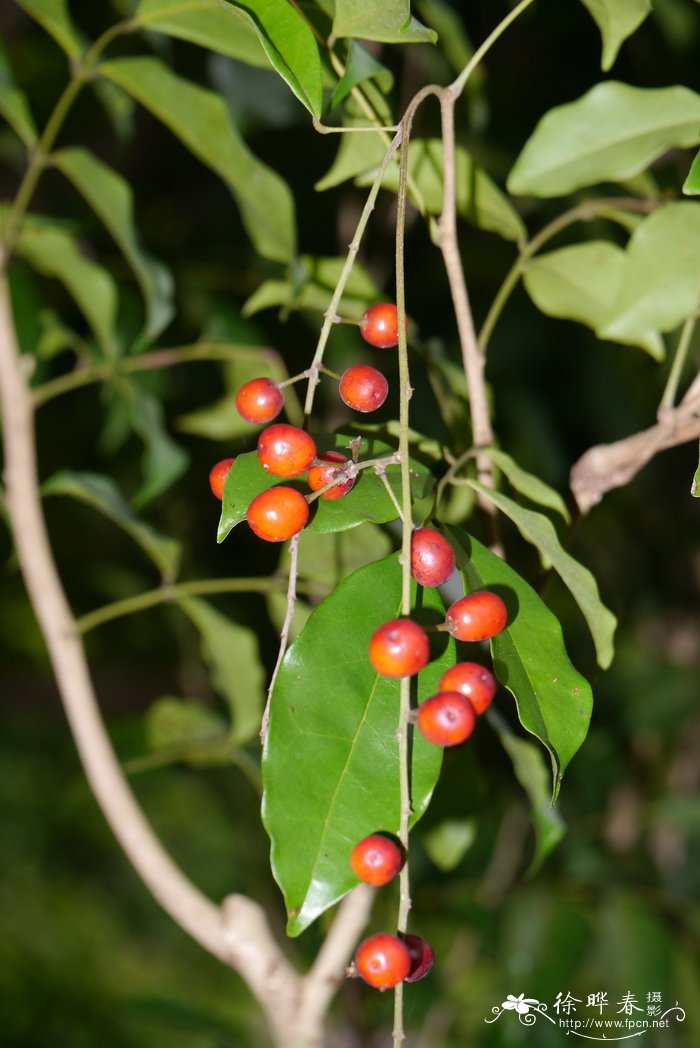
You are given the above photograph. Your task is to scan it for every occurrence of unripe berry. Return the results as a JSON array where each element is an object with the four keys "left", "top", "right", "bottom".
[
  {"left": 235, "top": 377, "right": 283, "bottom": 424},
  {"left": 350, "top": 834, "right": 403, "bottom": 886},
  {"left": 257, "top": 424, "right": 317, "bottom": 478},
  {"left": 410, "top": 528, "right": 455, "bottom": 587},
  {"left": 339, "top": 365, "right": 388, "bottom": 413},
  {"left": 438, "top": 662, "right": 496, "bottom": 714},
  {"left": 369, "top": 618, "right": 429, "bottom": 678},
  {"left": 354, "top": 933, "right": 411, "bottom": 990},
  {"left": 403, "top": 934, "right": 435, "bottom": 983},
  {"left": 209, "top": 457, "right": 234, "bottom": 500},
  {"left": 307, "top": 450, "right": 354, "bottom": 500},
  {"left": 445, "top": 591, "right": 508, "bottom": 642},
  {"left": 246, "top": 486, "right": 309, "bottom": 542},
  {"left": 416, "top": 691, "right": 476, "bottom": 746},
  {"left": 360, "top": 303, "right": 407, "bottom": 349}
]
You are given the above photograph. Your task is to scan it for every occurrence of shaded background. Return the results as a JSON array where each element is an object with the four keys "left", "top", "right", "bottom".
[{"left": 1, "top": 1, "right": 700, "bottom": 1044}]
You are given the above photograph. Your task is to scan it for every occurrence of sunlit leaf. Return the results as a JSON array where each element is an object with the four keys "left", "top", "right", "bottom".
[
  {"left": 578, "top": 0, "right": 651, "bottom": 71},
  {"left": 333, "top": 0, "right": 437, "bottom": 44},
  {"left": 13, "top": 0, "right": 81, "bottom": 58}
]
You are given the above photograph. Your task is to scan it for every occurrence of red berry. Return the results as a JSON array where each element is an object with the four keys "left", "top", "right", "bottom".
[
  {"left": 307, "top": 450, "right": 354, "bottom": 500},
  {"left": 350, "top": 834, "right": 403, "bottom": 886},
  {"left": 369, "top": 618, "right": 429, "bottom": 678},
  {"left": 354, "top": 933, "right": 411, "bottom": 990},
  {"left": 410, "top": 528, "right": 455, "bottom": 587},
  {"left": 235, "top": 377, "right": 284, "bottom": 424},
  {"left": 246, "top": 486, "right": 309, "bottom": 542},
  {"left": 208, "top": 457, "right": 234, "bottom": 500},
  {"left": 257, "top": 424, "right": 317, "bottom": 478},
  {"left": 438, "top": 662, "right": 496, "bottom": 715},
  {"left": 403, "top": 934, "right": 435, "bottom": 983},
  {"left": 360, "top": 303, "right": 407, "bottom": 349},
  {"left": 445, "top": 592, "right": 508, "bottom": 642},
  {"left": 416, "top": 691, "right": 476, "bottom": 746},
  {"left": 339, "top": 365, "right": 389, "bottom": 413}
]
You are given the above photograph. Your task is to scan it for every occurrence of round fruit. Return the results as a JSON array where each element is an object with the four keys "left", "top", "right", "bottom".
[
  {"left": 354, "top": 933, "right": 411, "bottom": 990},
  {"left": 246, "top": 486, "right": 309, "bottom": 542},
  {"left": 445, "top": 591, "right": 508, "bottom": 642},
  {"left": 360, "top": 303, "right": 406, "bottom": 349},
  {"left": 438, "top": 662, "right": 496, "bottom": 715},
  {"left": 307, "top": 450, "right": 354, "bottom": 500},
  {"left": 257, "top": 424, "right": 317, "bottom": 478},
  {"left": 209, "top": 457, "right": 234, "bottom": 500},
  {"left": 369, "top": 618, "right": 429, "bottom": 678},
  {"left": 410, "top": 528, "right": 455, "bottom": 587},
  {"left": 235, "top": 377, "right": 284, "bottom": 424},
  {"left": 403, "top": 934, "right": 435, "bottom": 983},
  {"left": 350, "top": 834, "right": 403, "bottom": 887},
  {"left": 339, "top": 365, "right": 389, "bottom": 413},
  {"left": 416, "top": 691, "right": 476, "bottom": 746}
]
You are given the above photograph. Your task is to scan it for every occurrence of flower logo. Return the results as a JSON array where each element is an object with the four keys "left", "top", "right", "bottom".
[{"left": 502, "top": 993, "right": 540, "bottom": 1015}]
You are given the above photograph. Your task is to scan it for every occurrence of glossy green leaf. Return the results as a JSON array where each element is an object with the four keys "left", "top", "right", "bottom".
[
  {"left": 691, "top": 443, "right": 700, "bottom": 497},
  {"left": 217, "top": 433, "right": 433, "bottom": 542},
  {"left": 488, "top": 709, "right": 566, "bottom": 872},
  {"left": 599, "top": 202, "right": 700, "bottom": 349},
  {"left": 13, "top": 0, "right": 81, "bottom": 58},
  {"left": 445, "top": 526, "right": 593, "bottom": 798},
  {"left": 468, "top": 481, "right": 616, "bottom": 670},
  {"left": 52, "top": 147, "right": 174, "bottom": 348},
  {"left": 243, "top": 255, "right": 381, "bottom": 319},
  {"left": 145, "top": 697, "right": 234, "bottom": 768},
  {"left": 42, "top": 470, "right": 181, "bottom": 581},
  {"left": 0, "top": 45, "right": 37, "bottom": 147},
  {"left": 333, "top": 0, "right": 437, "bottom": 44},
  {"left": 523, "top": 240, "right": 664, "bottom": 359},
  {"left": 329, "top": 40, "right": 393, "bottom": 111},
  {"left": 178, "top": 598, "right": 264, "bottom": 746},
  {"left": 484, "top": 448, "right": 570, "bottom": 522},
  {"left": 578, "top": 0, "right": 651, "bottom": 70},
  {"left": 262, "top": 553, "right": 454, "bottom": 935},
  {"left": 508, "top": 82, "right": 700, "bottom": 197},
  {"left": 683, "top": 150, "right": 700, "bottom": 195},
  {"left": 315, "top": 132, "right": 387, "bottom": 193},
  {"left": 134, "top": 0, "right": 268, "bottom": 67},
  {"left": 266, "top": 591, "right": 312, "bottom": 643},
  {"left": 99, "top": 57, "right": 296, "bottom": 264},
  {"left": 422, "top": 818, "right": 476, "bottom": 872}
]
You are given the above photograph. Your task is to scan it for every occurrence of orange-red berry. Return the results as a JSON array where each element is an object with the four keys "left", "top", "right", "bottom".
[
  {"left": 307, "top": 450, "right": 355, "bottom": 500},
  {"left": 235, "top": 377, "right": 284, "bottom": 424},
  {"left": 339, "top": 365, "right": 389, "bottom": 413},
  {"left": 369, "top": 618, "right": 429, "bottom": 678},
  {"left": 257, "top": 424, "right": 317, "bottom": 478},
  {"left": 445, "top": 592, "right": 508, "bottom": 642},
  {"left": 410, "top": 528, "right": 455, "bottom": 587},
  {"left": 403, "top": 934, "right": 435, "bottom": 983},
  {"left": 246, "top": 486, "right": 309, "bottom": 542},
  {"left": 438, "top": 662, "right": 496, "bottom": 714},
  {"left": 354, "top": 933, "right": 411, "bottom": 990},
  {"left": 416, "top": 691, "right": 476, "bottom": 746},
  {"left": 350, "top": 834, "right": 403, "bottom": 886},
  {"left": 209, "top": 457, "right": 235, "bottom": 500},
  {"left": 360, "top": 303, "right": 406, "bottom": 349}
]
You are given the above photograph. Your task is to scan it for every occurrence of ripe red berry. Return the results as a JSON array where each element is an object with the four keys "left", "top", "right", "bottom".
[
  {"left": 235, "top": 377, "right": 284, "bottom": 424},
  {"left": 246, "top": 486, "right": 309, "bottom": 542},
  {"left": 410, "top": 528, "right": 455, "bottom": 587},
  {"left": 360, "top": 303, "right": 407, "bottom": 349},
  {"left": 354, "top": 933, "right": 411, "bottom": 990},
  {"left": 257, "top": 424, "right": 317, "bottom": 478},
  {"left": 208, "top": 457, "right": 234, "bottom": 500},
  {"left": 445, "top": 592, "right": 508, "bottom": 642},
  {"left": 403, "top": 934, "right": 435, "bottom": 983},
  {"left": 416, "top": 691, "right": 476, "bottom": 746},
  {"left": 369, "top": 618, "right": 429, "bottom": 678},
  {"left": 350, "top": 834, "right": 403, "bottom": 887},
  {"left": 438, "top": 662, "right": 496, "bottom": 715},
  {"left": 307, "top": 450, "right": 354, "bottom": 500},
  {"left": 339, "top": 365, "right": 389, "bottom": 413}
]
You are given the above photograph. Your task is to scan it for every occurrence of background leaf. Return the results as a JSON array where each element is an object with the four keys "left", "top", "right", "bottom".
[
  {"left": 243, "top": 255, "right": 381, "bottom": 319},
  {"left": 484, "top": 448, "right": 570, "bottom": 522},
  {"left": 262, "top": 552, "right": 454, "bottom": 935},
  {"left": 329, "top": 41, "right": 394, "bottom": 111},
  {"left": 0, "top": 43, "right": 37, "bottom": 147},
  {"left": 683, "top": 149, "right": 700, "bottom": 195},
  {"left": 12, "top": 0, "right": 81, "bottom": 58},
  {"left": 145, "top": 697, "right": 234, "bottom": 768},
  {"left": 134, "top": 0, "right": 268, "bottom": 67},
  {"left": 578, "top": 0, "right": 652, "bottom": 71},
  {"left": 332, "top": 0, "right": 437, "bottom": 44}
]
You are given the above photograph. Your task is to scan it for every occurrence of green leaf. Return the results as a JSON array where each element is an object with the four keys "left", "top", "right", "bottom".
[
  {"left": 329, "top": 40, "right": 393, "bottom": 111},
  {"left": 599, "top": 202, "right": 700, "bottom": 350},
  {"left": 445, "top": 526, "right": 593, "bottom": 798},
  {"left": 42, "top": 470, "right": 181, "bottom": 581},
  {"left": 145, "top": 697, "right": 234, "bottom": 768},
  {"left": 683, "top": 150, "right": 700, "bottom": 195},
  {"left": 99, "top": 56, "right": 296, "bottom": 264},
  {"left": 217, "top": 433, "right": 433, "bottom": 542},
  {"left": 178, "top": 598, "right": 264, "bottom": 746},
  {"left": 134, "top": 0, "right": 268, "bottom": 67},
  {"left": 508, "top": 82, "right": 700, "bottom": 197},
  {"left": 12, "top": 0, "right": 82, "bottom": 58},
  {"left": 691, "top": 443, "right": 700, "bottom": 497},
  {"left": 121, "top": 384, "right": 189, "bottom": 507},
  {"left": 422, "top": 818, "right": 476, "bottom": 872},
  {"left": 358, "top": 138, "right": 525, "bottom": 242},
  {"left": 578, "top": 0, "right": 651, "bottom": 71},
  {"left": 315, "top": 131, "right": 387, "bottom": 193},
  {"left": 296, "top": 524, "right": 393, "bottom": 591},
  {"left": 52, "top": 147, "right": 174, "bottom": 348},
  {"left": 262, "top": 553, "right": 454, "bottom": 935},
  {"left": 243, "top": 255, "right": 381, "bottom": 319},
  {"left": 523, "top": 240, "right": 664, "bottom": 359},
  {"left": 484, "top": 448, "right": 570, "bottom": 522},
  {"left": 332, "top": 0, "right": 437, "bottom": 44},
  {"left": 0, "top": 45, "right": 37, "bottom": 147}
]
